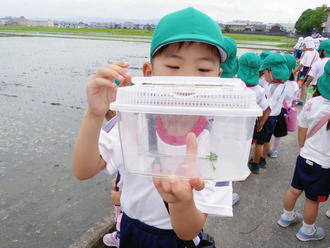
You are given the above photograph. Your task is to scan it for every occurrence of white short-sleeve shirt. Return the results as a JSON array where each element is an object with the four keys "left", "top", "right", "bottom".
[
  {"left": 300, "top": 50, "right": 320, "bottom": 67},
  {"left": 283, "top": 80, "right": 299, "bottom": 107},
  {"left": 308, "top": 57, "right": 330, "bottom": 86},
  {"left": 258, "top": 75, "right": 269, "bottom": 96},
  {"left": 267, "top": 83, "right": 287, "bottom": 116},
  {"left": 298, "top": 96, "right": 330, "bottom": 168},
  {"left": 99, "top": 116, "right": 233, "bottom": 230},
  {"left": 294, "top": 42, "right": 303, "bottom": 50},
  {"left": 248, "top": 85, "right": 269, "bottom": 112}
]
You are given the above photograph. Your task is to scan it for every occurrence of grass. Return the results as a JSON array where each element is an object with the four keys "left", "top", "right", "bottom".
[
  {"left": 0, "top": 26, "right": 154, "bottom": 36},
  {"left": 224, "top": 33, "right": 296, "bottom": 48},
  {"left": 0, "top": 26, "right": 296, "bottom": 48}
]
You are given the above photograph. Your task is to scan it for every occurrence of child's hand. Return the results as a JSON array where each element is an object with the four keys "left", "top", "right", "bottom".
[
  {"left": 111, "top": 190, "right": 122, "bottom": 206},
  {"left": 153, "top": 133, "right": 205, "bottom": 204},
  {"left": 86, "top": 61, "right": 132, "bottom": 118},
  {"left": 256, "top": 122, "right": 263, "bottom": 132},
  {"left": 111, "top": 177, "right": 117, "bottom": 190}
]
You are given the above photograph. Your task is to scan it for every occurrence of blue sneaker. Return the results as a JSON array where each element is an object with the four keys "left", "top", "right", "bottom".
[
  {"left": 296, "top": 226, "right": 325, "bottom": 242},
  {"left": 278, "top": 212, "right": 303, "bottom": 227},
  {"left": 296, "top": 100, "right": 304, "bottom": 105},
  {"left": 232, "top": 193, "right": 239, "bottom": 206},
  {"left": 268, "top": 150, "right": 278, "bottom": 158}
]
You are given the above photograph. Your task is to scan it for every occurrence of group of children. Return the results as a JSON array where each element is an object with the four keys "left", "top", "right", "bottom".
[
  {"left": 293, "top": 36, "right": 330, "bottom": 105},
  {"left": 71, "top": 7, "right": 330, "bottom": 247}
]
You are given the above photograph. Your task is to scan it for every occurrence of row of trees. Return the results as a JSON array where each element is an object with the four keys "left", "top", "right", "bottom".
[{"left": 295, "top": 4, "right": 328, "bottom": 34}]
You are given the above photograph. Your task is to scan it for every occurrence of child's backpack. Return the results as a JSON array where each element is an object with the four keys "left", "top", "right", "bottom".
[{"left": 283, "top": 100, "right": 298, "bottom": 132}]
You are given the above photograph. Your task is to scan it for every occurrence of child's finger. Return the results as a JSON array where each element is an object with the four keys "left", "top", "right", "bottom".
[
  {"left": 92, "top": 66, "right": 129, "bottom": 83},
  {"left": 111, "top": 178, "right": 117, "bottom": 190},
  {"left": 111, "top": 61, "right": 130, "bottom": 68},
  {"left": 118, "top": 75, "right": 133, "bottom": 87},
  {"left": 88, "top": 76, "right": 117, "bottom": 89},
  {"left": 189, "top": 175, "right": 205, "bottom": 191},
  {"left": 168, "top": 175, "right": 192, "bottom": 202},
  {"left": 183, "top": 133, "right": 197, "bottom": 165},
  {"left": 106, "top": 63, "right": 131, "bottom": 80}
]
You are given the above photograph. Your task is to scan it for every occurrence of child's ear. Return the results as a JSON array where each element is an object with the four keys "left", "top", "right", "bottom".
[
  {"left": 143, "top": 62, "right": 153, "bottom": 77},
  {"left": 218, "top": 68, "right": 223, "bottom": 77}
]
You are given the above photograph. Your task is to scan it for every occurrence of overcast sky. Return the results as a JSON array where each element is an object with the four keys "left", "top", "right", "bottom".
[{"left": 1, "top": 0, "right": 327, "bottom": 24}]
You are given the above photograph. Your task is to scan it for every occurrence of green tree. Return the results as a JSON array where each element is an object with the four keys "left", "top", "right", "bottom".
[
  {"left": 295, "top": 5, "right": 327, "bottom": 33},
  {"left": 224, "top": 25, "right": 230, "bottom": 33}
]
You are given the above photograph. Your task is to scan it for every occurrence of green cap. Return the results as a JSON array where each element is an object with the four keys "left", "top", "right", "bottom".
[
  {"left": 150, "top": 7, "right": 228, "bottom": 63},
  {"left": 260, "top": 51, "right": 272, "bottom": 61},
  {"left": 317, "top": 60, "right": 330, "bottom": 101},
  {"left": 220, "top": 36, "right": 239, "bottom": 78},
  {"left": 317, "top": 39, "right": 330, "bottom": 57},
  {"left": 284, "top": 54, "right": 297, "bottom": 72},
  {"left": 259, "top": 53, "right": 290, "bottom": 81},
  {"left": 237, "top": 53, "right": 262, "bottom": 86}
]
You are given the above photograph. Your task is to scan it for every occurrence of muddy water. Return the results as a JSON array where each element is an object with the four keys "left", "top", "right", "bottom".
[
  {"left": 0, "top": 37, "right": 148, "bottom": 248},
  {"left": 0, "top": 36, "right": 280, "bottom": 247}
]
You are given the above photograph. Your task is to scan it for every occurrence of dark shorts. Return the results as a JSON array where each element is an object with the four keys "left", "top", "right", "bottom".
[
  {"left": 296, "top": 50, "right": 302, "bottom": 59},
  {"left": 297, "top": 66, "right": 310, "bottom": 84},
  {"left": 253, "top": 116, "right": 277, "bottom": 145},
  {"left": 291, "top": 155, "right": 330, "bottom": 202},
  {"left": 273, "top": 108, "right": 288, "bottom": 138},
  {"left": 120, "top": 212, "right": 202, "bottom": 248}
]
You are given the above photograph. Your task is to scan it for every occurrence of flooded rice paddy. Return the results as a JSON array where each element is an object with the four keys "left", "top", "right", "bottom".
[
  {"left": 0, "top": 36, "right": 282, "bottom": 247},
  {"left": 0, "top": 37, "right": 147, "bottom": 248}
]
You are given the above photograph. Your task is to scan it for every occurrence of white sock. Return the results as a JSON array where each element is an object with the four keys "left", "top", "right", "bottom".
[
  {"left": 283, "top": 208, "right": 294, "bottom": 220},
  {"left": 302, "top": 221, "right": 315, "bottom": 234}
]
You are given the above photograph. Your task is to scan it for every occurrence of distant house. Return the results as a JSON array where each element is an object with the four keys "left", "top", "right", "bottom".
[
  {"left": 134, "top": 24, "right": 144, "bottom": 30},
  {"left": 226, "top": 20, "right": 266, "bottom": 32},
  {"left": 0, "top": 19, "right": 6, "bottom": 26},
  {"left": 266, "top": 23, "right": 285, "bottom": 32},
  {"left": 253, "top": 24, "right": 267, "bottom": 32},
  {"left": 278, "top": 23, "right": 296, "bottom": 33},
  {"left": 226, "top": 20, "right": 247, "bottom": 31},
  {"left": 124, "top": 22, "right": 134, "bottom": 29},
  {"left": 108, "top": 22, "right": 117, "bottom": 29}
]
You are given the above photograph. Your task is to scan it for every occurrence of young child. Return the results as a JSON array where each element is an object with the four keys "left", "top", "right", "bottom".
[
  {"left": 303, "top": 39, "right": 330, "bottom": 94},
  {"left": 247, "top": 53, "right": 290, "bottom": 173},
  {"left": 219, "top": 36, "right": 240, "bottom": 206},
  {"left": 103, "top": 172, "right": 123, "bottom": 247},
  {"left": 293, "top": 37, "right": 304, "bottom": 60},
  {"left": 277, "top": 60, "right": 330, "bottom": 242},
  {"left": 258, "top": 51, "right": 272, "bottom": 93},
  {"left": 268, "top": 54, "right": 299, "bottom": 157},
  {"left": 72, "top": 7, "right": 233, "bottom": 247},
  {"left": 237, "top": 53, "right": 270, "bottom": 174},
  {"left": 293, "top": 36, "right": 320, "bottom": 105},
  {"left": 260, "top": 51, "right": 272, "bottom": 62},
  {"left": 220, "top": 36, "right": 239, "bottom": 78}
]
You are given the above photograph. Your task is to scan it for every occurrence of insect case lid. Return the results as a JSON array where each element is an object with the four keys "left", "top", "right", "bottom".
[{"left": 110, "top": 76, "right": 262, "bottom": 116}]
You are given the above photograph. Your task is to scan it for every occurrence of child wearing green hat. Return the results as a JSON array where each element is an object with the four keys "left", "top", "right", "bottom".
[
  {"left": 303, "top": 39, "right": 330, "bottom": 95},
  {"left": 72, "top": 7, "right": 233, "bottom": 248},
  {"left": 258, "top": 51, "right": 272, "bottom": 93},
  {"left": 247, "top": 53, "right": 290, "bottom": 173},
  {"left": 277, "top": 59, "right": 330, "bottom": 242},
  {"left": 237, "top": 53, "right": 270, "bottom": 174},
  {"left": 220, "top": 36, "right": 239, "bottom": 78},
  {"left": 268, "top": 54, "right": 299, "bottom": 158}
]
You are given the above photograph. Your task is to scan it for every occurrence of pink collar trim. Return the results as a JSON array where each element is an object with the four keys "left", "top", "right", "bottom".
[{"left": 156, "top": 115, "right": 207, "bottom": 146}]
